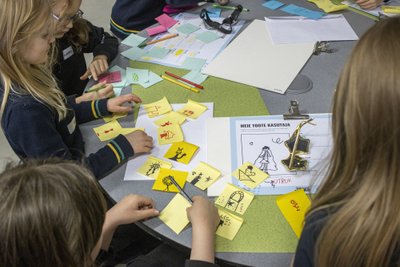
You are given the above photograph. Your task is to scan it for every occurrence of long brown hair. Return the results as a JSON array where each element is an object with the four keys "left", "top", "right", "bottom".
[
  {"left": 309, "top": 17, "right": 400, "bottom": 267},
  {"left": 0, "top": 159, "right": 107, "bottom": 267}
]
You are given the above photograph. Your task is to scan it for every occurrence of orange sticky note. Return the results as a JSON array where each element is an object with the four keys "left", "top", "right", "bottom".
[{"left": 276, "top": 189, "right": 311, "bottom": 238}]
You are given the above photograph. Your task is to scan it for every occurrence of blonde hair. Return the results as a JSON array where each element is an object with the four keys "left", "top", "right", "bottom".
[
  {"left": 0, "top": 158, "right": 107, "bottom": 267},
  {"left": 0, "top": 0, "right": 67, "bottom": 120},
  {"left": 309, "top": 17, "right": 400, "bottom": 267}
]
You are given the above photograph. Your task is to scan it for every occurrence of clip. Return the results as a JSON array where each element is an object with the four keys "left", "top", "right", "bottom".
[
  {"left": 283, "top": 100, "right": 309, "bottom": 120},
  {"left": 313, "top": 41, "right": 335, "bottom": 55}
]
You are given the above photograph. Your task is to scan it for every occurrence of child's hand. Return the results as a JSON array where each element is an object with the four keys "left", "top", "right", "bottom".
[
  {"left": 124, "top": 130, "right": 153, "bottom": 154},
  {"left": 355, "top": 0, "right": 382, "bottom": 9},
  {"left": 106, "top": 94, "right": 142, "bottom": 113},
  {"left": 75, "top": 83, "right": 114, "bottom": 103},
  {"left": 217, "top": 0, "right": 229, "bottom": 5},
  {"left": 80, "top": 55, "right": 109, "bottom": 81},
  {"left": 106, "top": 194, "right": 159, "bottom": 227},
  {"left": 187, "top": 196, "right": 219, "bottom": 230}
]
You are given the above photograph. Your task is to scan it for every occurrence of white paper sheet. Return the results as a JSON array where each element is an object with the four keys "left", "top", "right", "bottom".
[
  {"left": 203, "top": 19, "right": 315, "bottom": 94},
  {"left": 124, "top": 103, "right": 213, "bottom": 181},
  {"left": 265, "top": 15, "right": 359, "bottom": 44}
]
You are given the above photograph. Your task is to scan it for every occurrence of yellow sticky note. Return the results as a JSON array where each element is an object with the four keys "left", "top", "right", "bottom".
[
  {"left": 154, "top": 111, "right": 186, "bottom": 127},
  {"left": 381, "top": 6, "right": 400, "bottom": 14},
  {"left": 93, "top": 120, "right": 122, "bottom": 141},
  {"left": 152, "top": 168, "right": 188, "bottom": 192},
  {"left": 159, "top": 193, "right": 191, "bottom": 234},
  {"left": 143, "top": 97, "right": 172, "bottom": 118},
  {"left": 164, "top": 141, "right": 199, "bottom": 165},
  {"left": 187, "top": 162, "right": 221, "bottom": 190},
  {"left": 103, "top": 112, "right": 127, "bottom": 123},
  {"left": 137, "top": 156, "right": 173, "bottom": 179},
  {"left": 276, "top": 189, "right": 311, "bottom": 238},
  {"left": 308, "top": 0, "right": 347, "bottom": 13},
  {"left": 216, "top": 208, "right": 244, "bottom": 241},
  {"left": 232, "top": 162, "right": 269, "bottom": 189},
  {"left": 215, "top": 183, "right": 254, "bottom": 215},
  {"left": 177, "top": 99, "right": 208, "bottom": 119},
  {"left": 157, "top": 124, "right": 184, "bottom": 145}
]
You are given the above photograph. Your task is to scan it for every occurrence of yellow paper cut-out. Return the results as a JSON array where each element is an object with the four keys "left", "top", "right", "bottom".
[
  {"left": 308, "top": 0, "right": 347, "bottom": 13},
  {"left": 152, "top": 168, "right": 188, "bottom": 192},
  {"left": 157, "top": 124, "right": 184, "bottom": 145},
  {"left": 187, "top": 162, "right": 221, "bottom": 190},
  {"left": 137, "top": 156, "right": 173, "bottom": 179},
  {"left": 159, "top": 193, "right": 191, "bottom": 234},
  {"left": 177, "top": 99, "right": 208, "bottom": 119},
  {"left": 164, "top": 141, "right": 199, "bottom": 165},
  {"left": 93, "top": 120, "right": 123, "bottom": 141},
  {"left": 154, "top": 111, "right": 186, "bottom": 127},
  {"left": 215, "top": 183, "right": 254, "bottom": 215},
  {"left": 276, "top": 189, "right": 311, "bottom": 238},
  {"left": 103, "top": 112, "right": 127, "bottom": 123},
  {"left": 232, "top": 162, "right": 269, "bottom": 189},
  {"left": 216, "top": 208, "right": 244, "bottom": 241},
  {"left": 143, "top": 97, "right": 172, "bottom": 118}
]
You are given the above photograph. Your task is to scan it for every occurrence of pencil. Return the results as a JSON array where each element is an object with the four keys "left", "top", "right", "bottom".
[
  {"left": 161, "top": 75, "right": 200, "bottom": 93},
  {"left": 212, "top": 4, "right": 250, "bottom": 12},
  {"left": 139, "top": 33, "right": 179, "bottom": 48},
  {"left": 169, "top": 176, "right": 193, "bottom": 204},
  {"left": 165, "top": 71, "right": 204, "bottom": 89}
]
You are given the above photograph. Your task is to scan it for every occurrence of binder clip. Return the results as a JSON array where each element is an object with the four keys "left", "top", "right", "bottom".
[
  {"left": 283, "top": 100, "right": 309, "bottom": 120},
  {"left": 313, "top": 41, "right": 335, "bottom": 55},
  {"left": 281, "top": 119, "right": 315, "bottom": 171}
]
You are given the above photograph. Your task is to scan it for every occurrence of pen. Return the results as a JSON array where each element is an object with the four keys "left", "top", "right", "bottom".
[
  {"left": 138, "top": 33, "right": 179, "bottom": 48},
  {"left": 165, "top": 71, "right": 204, "bottom": 89},
  {"left": 169, "top": 176, "right": 193, "bottom": 204},
  {"left": 161, "top": 75, "right": 200, "bottom": 93},
  {"left": 212, "top": 4, "right": 250, "bottom": 12}
]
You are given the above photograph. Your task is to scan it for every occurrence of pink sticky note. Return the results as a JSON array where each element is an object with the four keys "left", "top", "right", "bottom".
[
  {"left": 155, "top": 13, "right": 178, "bottom": 29},
  {"left": 146, "top": 25, "right": 168, "bottom": 36},
  {"left": 98, "top": 71, "right": 122, "bottom": 83}
]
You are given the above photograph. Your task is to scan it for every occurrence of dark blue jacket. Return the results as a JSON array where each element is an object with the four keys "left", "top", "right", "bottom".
[{"left": 0, "top": 87, "right": 133, "bottom": 179}]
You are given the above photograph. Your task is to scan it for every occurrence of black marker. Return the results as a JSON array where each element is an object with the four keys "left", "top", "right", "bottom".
[{"left": 169, "top": 176, "right": 193, "bottom": 204}]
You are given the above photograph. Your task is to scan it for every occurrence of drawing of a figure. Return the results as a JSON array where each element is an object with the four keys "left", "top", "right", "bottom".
[
  {"left": 190, "top": 172, "right": 203, "bottom": 186},
  {"left": 162, "top": 175, "right": 174, "bottom": 191},
  {"left": 168, "top": 147, "right": 187, "bottom": 161},
  {"left": 238, "top": 165, "right": 256, "bottom": 182},
  {"left": 254, "top": 146, "right": 277, "bottom": 174},
  {"left": 225, "top": 191, "right": 244, "bottom": 212},
  {"left": 146, "top": 162, "right": 161, "bottom": 176}
]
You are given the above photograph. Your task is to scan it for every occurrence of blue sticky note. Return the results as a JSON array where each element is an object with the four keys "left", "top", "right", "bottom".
[
  {"left": 181, "top": 57, "right": 207, "bottom": 71},
  {"left": 196, "top": 31, "right": 220, "bottom": 44},
  {"left": 206, "top": 7, "right": 222, "bottom": 18},
  {"left": 120, "top": 46, "right": 146, "bottom": 60},
  {"left": 176, "top": 23, "right": 200, "bottom": 35},
  {"left": 126, "top": 68, "right": 149, "bottom": 84},
  {"left": 281, "top": 4, "right": 325, "bottom": 20},
  {"left": 140, "top": 71, "right": 163, "bottom": 88},
  {"left": 262, "top": 1, "right": 285, "bottom": 10},
  {"left": 182, "top": 70, "right": 208, "bottom": 85},
  {"left": 145, "top": 47, "right": 170, "bottom": 59},
  {"left": 121, "top": 34, "right": 147, "bottom": 47}
]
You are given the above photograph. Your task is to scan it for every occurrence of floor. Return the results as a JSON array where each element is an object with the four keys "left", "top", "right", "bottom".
[{"left": 0, "top": 0, "right": 116, "bottom": 169}]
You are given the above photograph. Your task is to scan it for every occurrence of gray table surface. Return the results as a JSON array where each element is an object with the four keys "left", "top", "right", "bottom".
[{"left": 81, "top": 1, "right": 375, "bottom": 266}]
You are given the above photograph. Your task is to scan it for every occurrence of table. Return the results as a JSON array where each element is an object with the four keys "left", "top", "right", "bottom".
[{"left": 81, "top": 1, "right": 375, "bottom": 266}]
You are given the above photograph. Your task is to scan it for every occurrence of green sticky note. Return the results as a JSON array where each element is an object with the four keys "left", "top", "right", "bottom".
[
  {"left": 146, "top": 47, "right": 170, "bottom": 59},
  {"left": 176, "top": 23, "right": 200, "bottom": 35},
  {"left": 182, "top": 70, "right": 208, "bottom": 85},
  {"left": 140, "top": 71, "right": 163, "bottom": 88},
  {"left": 181, "top": 57, "right": 207, "bottom": 71},
  {"left": 196, "top": 31, "right": 220, "bottom": 44},
  {"left": 126, "top": 68, "right": 149, "bottom": 84},
  {"left": 121, "top": 46, "right": 146, "bottom": 60},
  {"left": 121, "top": 34, "right": 147, "bottom": 47}
]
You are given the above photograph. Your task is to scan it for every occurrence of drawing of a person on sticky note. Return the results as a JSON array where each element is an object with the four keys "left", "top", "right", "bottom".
[{"left": 254, "top": 146, "right": 277, "bottom": 174}]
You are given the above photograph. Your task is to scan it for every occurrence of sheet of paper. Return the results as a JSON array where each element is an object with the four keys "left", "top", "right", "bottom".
[
  {"left": 164, "top": 141, "right": 199, "bottom": 164},
  {"left": 276, "top": 189, "right": 311, "bottom": 238},
  {"left": 124, "top": 103, "right": 213, "bottom": 180},
  {"left": 265, "top": 15, "right": 358, "bottom": 44},
  {"left": 159, "top": 193, "right": 191, "bottom": 234},
  {"left": 232, "top": 162, "right": 269, "bottom": 189},
  {"left": 177, "top": 100, "right": 208, "bottom": 119},
  {"left": 215, "top": 183, "right": 254, "bottom": 215},
  {"left": 157, "top": 124, "right": 184, "bottom": 145},
  {"left": 140, "top": 71, "right": 163, "bottom": 88},
  {"left": 203, "top": 19, "right": 315, "bottom": 94},
  {"left": 136, "top": 156, "right": 173, "bottom": 179},
  {"left": 143, "top": 97, "right": 173, "bottom": 118},
  {"left": 187, "top": 161, "right": 221, "bottom": 190},
  {"left": 152, "top": 168, "right": 188, "bottom": 192},
  {"left": 216, "top": 209, "right": 244, "bottom": 240},
  {"left": 281, "top": 4, "right": 325, "bottom": 19},
  {"left": 121, "top": 34, "right": 147, "bottom": 47},
  {"left": 207, "top": 114, "right": 332, "bottom": 196}
]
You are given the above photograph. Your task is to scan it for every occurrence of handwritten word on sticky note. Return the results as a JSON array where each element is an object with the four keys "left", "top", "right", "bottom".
[
  {"left": 164, "top": 141, "right": 198, "bottom": 164},
  {"left": 187, "top": 162, "right": 221, "bottom": 190},
  {"left": 137, "top": 156, "right": 173, "bottom": 179},
  {"left": 158, "top": 124, "right": 184, "bottom": 145},
  {"left": 143, "top": 97, "right": 172, "bottom": 118},
  {"left": 152, "top": 168, "right": 188, "bottom": 192},
  {"left": 177, "top": 99, "right": 208, "bottom": 119},
  {"left": 276, "top": 189, "right": 311, "bottom": 238},
  {"left": 216, "top": 209, "right": 244, "bottom": 240},
  {"left": 215, "top": 183, "right": 254, "bottom": 215},
  {"left": 159, "top": 193, "right": 191, "bottom": 234},
  {"left": 232, "top": 162, "right": 269, "bottom": 189},
  {"left": 154, "top": 111, "right": 186, "bottom": 127}
]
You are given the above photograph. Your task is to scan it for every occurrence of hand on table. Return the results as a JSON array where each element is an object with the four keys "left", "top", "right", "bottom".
[
  {"left": 75, "top": 83, "right": 114, "bottom": 103},
  {"left": 106, "top": 93, "right": 142, "bottom": 113},
  {"left": 124, "top": 130, "right": 154, "bottom": 154}
]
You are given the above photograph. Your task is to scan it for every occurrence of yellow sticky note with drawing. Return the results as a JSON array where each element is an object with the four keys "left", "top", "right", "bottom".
[
  {"left": 143, "top": 97, "right": 172, "bottom": 118},
  {"left": 232, "top": 162, "right": 269, "bottom": 189},
  {"left": 103, "top": 112, "right": 127, "bottom": 123},
  {"left": 215, "top": 183, "right": 254, "bottom": 215},
  {"left": 154, "top": 111, "right": 186, "bottom": 127},
  {"left": 159, "top": 193, "right": 191, "bottom": 234},
  {"left": 137, "top": 156, "right": 173, "bottom": 179},
  {"left": 177, "top": 99, "right": 208, "bottom": 119},
  {"left": 276, "top": 189, "right": 311, "bottom": 238},
  {"left": 157, "top": 124, "right": 184, "bottom": 145},
  {"left": 216, "top": 208, "right": 244, "bottom": 240},
  {"left": 164, "top": 141, "right": 199, "bottom": 164},
  {"left": 187, "top": 162, "right": 221, "bottom": 190},
  {"left": 152, "top": 168, "right": 188, "bottom": 192},
  {"left": 93, "top": 120, "right": 123, "bottom": 141}
]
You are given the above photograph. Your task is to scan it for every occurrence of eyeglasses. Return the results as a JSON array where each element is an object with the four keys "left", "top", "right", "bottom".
[{"left": 52, "top": 9, "right": 84, "bottom": 23}]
